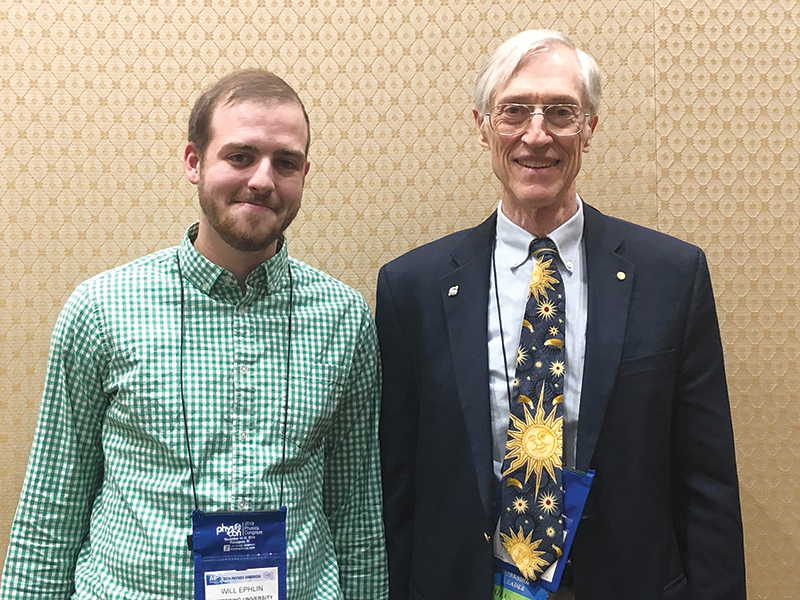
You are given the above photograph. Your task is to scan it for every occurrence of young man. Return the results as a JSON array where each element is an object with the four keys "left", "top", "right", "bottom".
[{"left": 1, "top": 70, "right": 387, "bottom": 600}]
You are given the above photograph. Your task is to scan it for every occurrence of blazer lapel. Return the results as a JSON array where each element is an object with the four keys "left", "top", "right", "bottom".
[
  {"left": 576, "top": 205, "right": 634, "bottom": 471},
  {"left": 440, "top": 213, "right": 497, "bottom": 517}
]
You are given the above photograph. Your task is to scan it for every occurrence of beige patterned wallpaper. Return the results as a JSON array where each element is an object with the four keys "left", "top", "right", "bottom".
[{"left": 0, "top": 0, "right": 798, "bottom": 596}]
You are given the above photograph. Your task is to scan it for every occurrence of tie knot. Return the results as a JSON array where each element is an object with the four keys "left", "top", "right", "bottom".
[{"left": 530, "top": 237, "right": 558, "bottom": 259}]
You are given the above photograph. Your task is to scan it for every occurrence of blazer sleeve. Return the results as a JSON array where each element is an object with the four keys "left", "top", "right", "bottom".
[
  {"left": 671, "top": 250, "right": 746, "bottom": 598},
  {"left": 375, "top": 265, "right": 419, "bottom": 600}
]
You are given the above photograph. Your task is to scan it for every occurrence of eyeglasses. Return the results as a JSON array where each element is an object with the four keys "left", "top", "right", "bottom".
[{"left": 486, "top": 103, "right": 589, "bottom": 137}]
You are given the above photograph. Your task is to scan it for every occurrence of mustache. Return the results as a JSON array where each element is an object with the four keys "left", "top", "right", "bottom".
[{"left": 234, "top": 190, "right": 275, "bottom": 206}]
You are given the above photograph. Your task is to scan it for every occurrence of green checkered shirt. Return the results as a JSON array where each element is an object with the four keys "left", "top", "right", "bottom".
[{"left": 1, "top": 225, "right": 388, "bottom": 600}]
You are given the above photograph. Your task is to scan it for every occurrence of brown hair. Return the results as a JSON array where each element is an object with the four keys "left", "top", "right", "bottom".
[{"left": 188, "top": 69, "right": 310, "bottom": 158}]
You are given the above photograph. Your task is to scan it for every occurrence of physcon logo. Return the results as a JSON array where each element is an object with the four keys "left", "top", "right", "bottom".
[{"left": 216, "top": 522, "right": 243, "bottom": 537}]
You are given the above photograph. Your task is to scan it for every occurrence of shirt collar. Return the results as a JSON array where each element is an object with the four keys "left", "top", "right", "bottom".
[
  {"left": 177, "top": 223, "right": 291, "bottom": 299},
  {"left": 495, "top": 196, "right": 585, "bottom": 274}
]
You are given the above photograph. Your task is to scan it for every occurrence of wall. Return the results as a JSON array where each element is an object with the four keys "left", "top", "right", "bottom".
[{"left": 0, "top": 0, "right": 797, "bottom": 596}]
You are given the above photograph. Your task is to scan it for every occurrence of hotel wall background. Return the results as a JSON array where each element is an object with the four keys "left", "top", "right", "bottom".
[{"left": 0, "top": 0, "right": 797, "bottom": 595}]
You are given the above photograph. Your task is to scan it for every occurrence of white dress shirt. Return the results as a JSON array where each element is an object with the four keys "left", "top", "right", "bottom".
[{"left": 488, "top": 197, "right": 588, "bottom": 478}]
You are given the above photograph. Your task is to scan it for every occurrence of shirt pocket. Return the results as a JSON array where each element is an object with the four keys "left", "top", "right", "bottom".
[
  {"left": 282, "top": 363, "right": 344, "bottom": 454},
  {"left": 104, "top": 343, "right": 186, "bottom": 442}
]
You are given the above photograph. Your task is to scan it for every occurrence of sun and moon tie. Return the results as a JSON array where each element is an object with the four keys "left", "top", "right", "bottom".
[{"left": 499, "top": 237, "right": 565, "bottom": 581}]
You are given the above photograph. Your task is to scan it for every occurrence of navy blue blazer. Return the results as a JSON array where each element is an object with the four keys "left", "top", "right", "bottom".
[{"left": 376, "top": 204, "right": 745, "bottom": 600}]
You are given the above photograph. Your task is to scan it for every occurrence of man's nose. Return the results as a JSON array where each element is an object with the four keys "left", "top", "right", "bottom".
[
  {"left": 249, "top": 159, "right": 275, "bottom": 192},
  {"left": 520, "top": 111, "right": 553, "bottom": 145}
]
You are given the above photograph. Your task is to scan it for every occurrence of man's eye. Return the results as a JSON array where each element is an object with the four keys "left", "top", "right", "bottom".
[
  {"left": 228, "top": 154, "right": 251, "bottom": 165},
  {"left": 277, "top": 159, "right": 301, "bottom": 171}
]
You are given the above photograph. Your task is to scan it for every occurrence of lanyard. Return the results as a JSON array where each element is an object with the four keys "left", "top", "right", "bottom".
[{"left": 491, "top": 237, "right": 515, "bottom": 413}]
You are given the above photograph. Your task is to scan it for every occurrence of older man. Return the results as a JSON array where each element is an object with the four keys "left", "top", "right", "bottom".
[
  {"left": 1, "top": 70, "right": 387, "bottom": 600},
  {"left": 376, "top": 30, "right": 745, "bottom": 600}
]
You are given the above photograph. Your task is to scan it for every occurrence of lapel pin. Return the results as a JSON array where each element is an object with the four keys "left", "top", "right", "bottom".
[
  {"left": 616, "top": 271, "right": 626, "bottom": 281},
  {"left": 448, "top": 285, "right": 459, "bottom": 297}
]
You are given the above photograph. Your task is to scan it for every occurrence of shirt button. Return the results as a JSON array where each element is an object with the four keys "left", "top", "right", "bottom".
[
  {"left": 237, "top": 305, "right": 246, "bottom": 315},
  {"left": 566, "top": 260, "right": 573, "bottom": 270},
  {"left": 237, "top": 499, "right": 247, "bottom": 510},
  {"left": 239, "top": 364, "right": 249, "bottom": 375},
  {"left": 239, "top": 430, "right": 248, "bottom": 442}
]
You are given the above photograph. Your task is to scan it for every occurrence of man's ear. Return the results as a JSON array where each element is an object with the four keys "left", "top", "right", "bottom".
[
  {"left": 183, "top": 143, "right": 201, "bottom": 185},
  {"left": 473, "top": 109, "right": 490, "bottom": 149},
  {"left": 582, "top": 115, "right": 599, "bottom": 152}
]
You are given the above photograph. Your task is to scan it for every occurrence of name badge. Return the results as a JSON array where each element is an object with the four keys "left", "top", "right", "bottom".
[
  {"left": 191, "top": 508, "right": 287, "bottom": 600},
  {"left": 493, "top": 560, "right": 550, "bottom": 600}
]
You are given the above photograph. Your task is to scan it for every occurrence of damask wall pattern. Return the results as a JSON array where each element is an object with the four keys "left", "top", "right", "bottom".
[{"left": 0, "top": 0, "right": 797, "bottom": 596}]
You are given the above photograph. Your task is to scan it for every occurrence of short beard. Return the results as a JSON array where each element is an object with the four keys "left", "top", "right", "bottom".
[{"left": 197, "top": 180, "right": 296, "bottom": 254}]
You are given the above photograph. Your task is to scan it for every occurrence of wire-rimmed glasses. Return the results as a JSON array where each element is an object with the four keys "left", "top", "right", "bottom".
[{"left": 486, "top": 103, "right": 589, "bottom": 137}]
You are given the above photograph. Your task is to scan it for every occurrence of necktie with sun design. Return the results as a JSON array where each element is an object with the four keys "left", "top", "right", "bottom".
[{"left": 499, "top": 237, "right": 565, "bottom": 581}]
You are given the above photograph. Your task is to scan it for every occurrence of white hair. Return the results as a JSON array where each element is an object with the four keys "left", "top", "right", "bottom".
[{"left": 473, "top": 29, "right": 602, "bottom": 117}]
